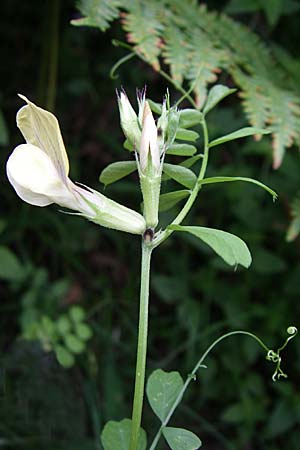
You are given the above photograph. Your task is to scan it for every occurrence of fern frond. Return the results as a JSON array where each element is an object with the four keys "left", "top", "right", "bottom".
[
  {"left": 162, "top": 25, "right": 189, "bottom": 86},
  {"left": 72, "top": 0, "right": 122, "bottom": 31},
  {"left": 73, "top": 0, "right": 300, "bottom": 168},
  {"left": 122, "top": 1, "right": 164, "bottom": 70}
]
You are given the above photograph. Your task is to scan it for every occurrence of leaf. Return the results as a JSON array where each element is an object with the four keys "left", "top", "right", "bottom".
[
  {"left": 209, "top": 127, "right": 270, "bottom": 148},
  {"left": 75, "top": 323, "right": 93, "bottom": 341},
  {"left": 0, "top": 246, "right": 24, "bottom": 281},
  {"left": 56, "top": 315, "right": 72, "bottom": 335},
  {"left": 169, "top": 225, "right": 252, "bottom": 268},
  {"left": 261, "top": 0, "right": 283, "bottom": 26},
  {"left": 55, "top": 345, "right": 75, "bottom": 368},
  {"left": 166, "top": 143, "right": 197, "bottom": 156},
  {"left": 197, "top": 176, "right": 277, "bottom": 200},
  {"left": 180, "top": 154, "right": 203, "bottom": 169},
  {"left": 146, "top": 369, "right": 184, "bottom": 422},
  {"left": 163, "top": 427, "right": 202, "bottom": 450},
  {"left": 64, "top": 334, "right": 85, "bottom": 354},
  {"left": 179, "top": 109, "right": 203, "bottom": 128},
  {"left": 99, "top": 161, "right": 137, "bottom": 185},
  {"left": 72, "top": 0, "right": 122, "bottom": 31},
  {"left": 159, "top": 190, "right": 190, "bottom": 212},
  {"left": 69, "top": 305, "right": 85, "bottom": 322},
  {"left": 286, "top": 195, "right": 300, "bottom": 241},
  {"left": 175, "top": 128, "right": 199, "bottom": 142},
  {"left": 163, "top": 163, "right": 197, "bottom": 189},
  {"left": 101, "top": 418, "right": 147, "bottom": 450},
  {"left": 147, "top": 99, "right": 163, "bottom": 115},
  {"left": 203, "top": 84, "right": 236, "bottom": 115}
]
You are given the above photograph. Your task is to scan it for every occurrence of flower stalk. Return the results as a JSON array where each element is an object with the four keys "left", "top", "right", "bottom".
[{"left": 129, "top": 239, "right": 153, "bottom": 450}]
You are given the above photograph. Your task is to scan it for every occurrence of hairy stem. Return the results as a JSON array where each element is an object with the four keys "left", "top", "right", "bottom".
[{"left": 129, "top": 241, "right": 153, "bottom": 450}]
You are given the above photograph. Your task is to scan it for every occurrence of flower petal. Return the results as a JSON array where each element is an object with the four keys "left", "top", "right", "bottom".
[
  {"left": 6, "top": 144, "right": 76, "bottom": 209},
  {"left": 17, "top": 95, "right": 69, "bottom": 181}
]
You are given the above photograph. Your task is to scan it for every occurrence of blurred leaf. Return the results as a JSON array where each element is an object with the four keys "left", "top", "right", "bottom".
[
  {"left": 146, "top": 369, "right": 183, "bottom": 422},
  {"left": 226, "top": 0, "right": 261, "bottom": 14},
  {"left": 0, "top": 246, "right": 23, "bottom": 281},
  {"left": 55, "top": 345, "right": 75, "bottom": 368},
  {"left": 75, "top": 323, "right": 93, "bottom": 341},
  {"left": 209, "top": 127, "right": 270, "bottom": 148},
  {"left": 261, "top": 0, "right": 283, "bottom": 26},
  {"left": 56, "top": 315, "right": 72, "bottom": 335},
  {"left": 169, "top": 225, "right": 252, "bottom": 268},
  {"left": 266, "top": 401, "right": 297, "bottom": 437},
  {"left": 64, "top": 334, "right": 85, "bottom": 354},
  {"left": 99, "top": 161, "right": 137, "bottom": 186},
  {"left": 70, "top": 305, "right": 85, "bottom": 322},
  {"left": 101, "top": 419, "right": 147, "bottom": 450},
  {"left": 252, "top": 248, "right": 287, "bottom": 274},
  {"left": 163, "top": 427, "right": 202, "bottom": 450},
  {"left": 203, "top": 85, "right": 236, "bottom": 115},
  {"left": 163, "top": 163, "right": 197, "bottom": 188},
  {"left": 159, "top": 190, "right": 190, "bottom": 212},
  {"left": 222, "top": 403, "right": 244, "bottom": 423}
]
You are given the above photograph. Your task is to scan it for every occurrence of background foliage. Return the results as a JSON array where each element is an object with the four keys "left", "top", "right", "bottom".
[{"left": 0, "top": 1, "right": 300, "bottom": 449}]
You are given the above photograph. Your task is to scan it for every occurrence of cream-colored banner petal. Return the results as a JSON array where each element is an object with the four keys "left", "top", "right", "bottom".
[{"left": 16, "top": 95, "right": 69, "bottom": 180}]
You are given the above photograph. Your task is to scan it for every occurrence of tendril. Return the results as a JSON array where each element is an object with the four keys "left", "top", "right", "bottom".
[{"left": 265, "top": 326, "right": 297, "bottom": 381}]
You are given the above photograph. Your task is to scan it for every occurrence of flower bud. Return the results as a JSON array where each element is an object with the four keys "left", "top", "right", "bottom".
[
  {"left": 138, "top": 101, "right": 162, "bottom": 229},
  {"left": 117, "top": 90, "right": 141, "bottom": 147}
]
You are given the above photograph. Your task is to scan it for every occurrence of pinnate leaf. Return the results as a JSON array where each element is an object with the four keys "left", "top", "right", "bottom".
[
  {"left": 146, "top": 369, "right": 184, "bottom": 422},
  {"left": 163, "top": 427, "right": 202, "bottom": 450},
  {"left": 169, "top": 225, "right": 252, "bottom": 268}
]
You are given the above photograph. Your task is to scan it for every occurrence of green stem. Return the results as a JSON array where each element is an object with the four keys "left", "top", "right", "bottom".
[
  {"left": 129, "top": 241, "right": 153, "bottom": 450},
  {"left": 148, "top": 330, "right": 269, "bottom": 450}
]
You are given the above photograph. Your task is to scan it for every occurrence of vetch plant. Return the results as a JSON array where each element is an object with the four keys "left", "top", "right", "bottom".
[{"left": 6, "top": 85, "right": 297, "bottom": 450}]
